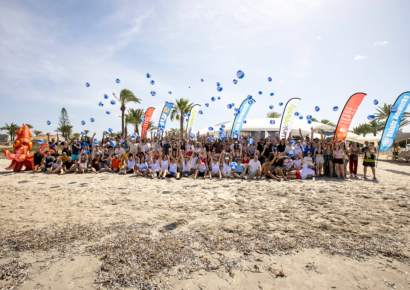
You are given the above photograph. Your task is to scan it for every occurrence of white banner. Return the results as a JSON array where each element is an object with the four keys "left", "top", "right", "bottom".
[
  {"left": 187, "top": 104, "right": 201, "bottom": 134},
  {"left": 279, "top": 98, "right": 301, "bottom": 140}
]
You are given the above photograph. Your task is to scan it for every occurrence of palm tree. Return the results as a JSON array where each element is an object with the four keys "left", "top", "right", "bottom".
[
  {"left": 375, "top": 103, "right": 410, "bottom": 130},
  {"left": 368, "top": 120, "right": 381, "bottom": 136},
  {"left": 126, "top": 108, "right": 145, "bottom": 135},
  {"left": 0, "top": 123, "right": 20, "bottom": 141},
  {"left": 266, "top": 111, "right": 282, "bottom": 118},
  {"left": 34, "top": 130, "right": 43, "bottom": 136},
  {"left": 72, "top": 133, "right": 81, "bottom": 139},
  {"left": 113, "top": 89, "right": 141, "bottom": 135},
  {"left": 22, "top": 124, "right": 33, "bottom": 129},
  {"left": 147, "top": 121, "right": 158, "bottom": 132},
  {"left": 84, "top": 130, "right": 90, "bottom": 137},
  {"left": 352, "top": 123, "right": 371, "bottom": 137},
  {"left": 170, "top": 98, "right": 194, "bottom": 139},
  {"left": 310, "top": 117, "right": 318, "bottom": 122},
  {"left": 169, "top": 128, "right": 180, "bottom": 135},
  {"left": 320, "top": 119, "right": 336, "bottom": 127}
]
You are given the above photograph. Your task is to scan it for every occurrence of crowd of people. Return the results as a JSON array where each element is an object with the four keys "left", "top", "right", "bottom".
[{"left": 31, "top": 127, "right": 378, "bottom": 180}]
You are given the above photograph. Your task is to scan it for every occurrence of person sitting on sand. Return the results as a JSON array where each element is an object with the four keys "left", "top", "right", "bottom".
[
  {"left": 162, "top": 153, "right": 180, "bottom": 179},
  {"left": 136, "top": 152, "right": 152, "bottom": 178},
  {"left": 111, "top": 154, "right": 121, "bottom": 173},
  {"left": 150, "top": 152, "right": 162, "bottom": 178},
  {"left": 247, "top": 156, "right": 262, "bottom": 179},
  {"left": 286, "top": 156, "right": 316, "bottom": 180},
  {"left": 179, "top": 150, "right": 194, "bottom": 177},
  {"left": 32, "top": 146, "right": 44, "bottom": 173},
  {"left": 262, "top": 152, "right": 281, "bottom": 181},
  {"left": 192, "top": 158, "right": 207, "bottom": 179},
  {"left": 64, "top": 156, "right": 77, "bottom": 173},
  {"left": 209, "top": 155, "right": 222, "bottom": 180},
  {"left": 233, "top": 158, "right": 247, "bottom": 179},
  {"left": 78, "top": 155, "right": 88, "bottom": 174},
  {"left": 49, "top": 156, "right": 64, "bottom": 174}
]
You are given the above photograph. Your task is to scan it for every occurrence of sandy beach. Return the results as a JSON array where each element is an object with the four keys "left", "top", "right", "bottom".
[{"left": 0, "top": 158, "right": 409, "bottom": 289}]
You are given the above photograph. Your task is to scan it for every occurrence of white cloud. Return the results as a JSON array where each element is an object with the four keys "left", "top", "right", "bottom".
[
  {"left": 317, "top": 36, "right": 322, "bottom": 40},
  {"left": 374, "top": 41, "right": 388, "bottom": 46},
  {"left": 354, "top": 55, "right": 368, "bottom": 60}
]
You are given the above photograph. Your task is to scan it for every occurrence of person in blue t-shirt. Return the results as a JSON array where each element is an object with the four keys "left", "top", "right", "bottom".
[
  {"left": 233, "top": 158, "right": 247, "bottom": 179},
  {"left": 71, "top": 138, "right": 82, "bottom": 163}
]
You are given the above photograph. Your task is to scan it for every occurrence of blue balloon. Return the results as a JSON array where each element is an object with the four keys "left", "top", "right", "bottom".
[
  {"left": 81, "top": 132, "right": 85, "bottom": 135},
  {"left": 116, "top": 78, "right": 120, "bottom": 83},
  {"left": 99, "top": 102, "right": 104, "bottom": 107},
  {"left": 85, "top": 82, "right": 90, "bottom": 87},
  {"left": 211, "top": 97, "right": 216, "bottom": 101},
  {"left": 219, "top": 127, "right": 224, "bottom": 131},
  {"left": 227, "top": 104, "right": 232, "bottom": 109},
  {"left": 299, "top": 116, "right": 303, "bottom": 120},
  {"left": 269, "top": 105, "right": 274, "bottom": 109},
  {"left": 201, "top": 78, "right": 204, "bottom": 82},
  {"left": 306, "top": 115, "right": 312, "bottom": 120},
  {"left": 47, "top": 120, "right": 51, "bottom": 125},
  {"left": 217, "top": 96, "right": 221, "bottom": 100},
  {"left": 207, "top": 137, "right": 210, "bottom": 142},
  {"left": 231, "top": 103, "right": 235, "bottom": 107},
  {"left": 270, "top": 93, "right": 274, "bottom": 96},
  {"left": 234, "top": 108, "right": 239, "bottom": 112},
  {"left": 38, "top": 139, "right": 44, "bottom": 145},
  {"left": 390, "top": 107, "right": 398, "bottom": 113},
  {"left": 104, "top": 94, "right": 109, "bottom": 99},
  {"left": 248, "top": 139, "right": 254, "bottom": 144},
  {"left": 90, "top": 118, "right": 94, "bottom": 122},
  {"left": 108, "top": 128, "right": 113, "bottom": 132},
  {"left": 333, "top": 106, "right": 339, "bottom": 111},
  {"left": 289, "top": 151, "right": 294, "bottom": 157},
  {"left": 81, "top": 120, "right": 85, "bottom": 125},
  {"left": 270, "top": 120, "right": 275, "bottom": 125},
  {"left": 217, "top": 86, "right": 223, "bottom": 92},
  {"left": 294, "top": 112, "right": 299, "bottom": 116},
  {"left": 150, "top": 80, "right": 155, "bottom": 85},
  {"left": 233, "top": 79, "right": 238, "bottom": 84},
  {"left": 165, "top": 101, "right": 168, "bottom": 105},
  {"left": 373, "top": 99, "right": 379, "bottom": 105},
  {"left": 199, "top": 110, "right": 203, "bottom": 114},
  {"left": 190, "top": 133, "right": 195, "bottom": 138},
  {"left": 205, "top": 103, "right": 209, "bottom": 107},
  {"left": 315, "top": 106, "right": 320, "bottom": 112},
  {"left": 208, "top": 127, "right": 214, "bottom": 131},
  {"left": 86, "top": 151, "right": 90, "bottom": 155},
  {"left": 151, "top": 91, "right": 156, "bottom": 96},
  {"left": 290, "top": 141, "right": 296, "bottom": 146},
  {"left": 183, "top": 113, "right": 187, "bottom": 117},
  {"left": 185, "top": 118, "right": 189, "bottom": 122},
  {"left": 243, "top": 120, "right": 247, "bottom": 124},
  {"left": 146, "top": 73, "right": 151, "bottom": 78},
  {"left": 187, "top": 113, "right": 191, "bottom": 117},
  {"left": 308, "top": 120, "right": 312, "bottom": 124},
  {"left": 248, "top": 100, "right": 252, "bottom": 105},
  {"left": 234, "top": 113, "right": 238, "bottom": 116},
  {"left": 258, "top": 91, "right": 262, "bottom": 95},
  {"left": 237, "top": 70, "right": 244, "bottom": 79},
  {"left": 106, "top": 111, "right": 111, "bottom": 115},
  {"left": 216, "top": 82, "right": 220, "bottom": 86},
  {"left": 110, "top": 100, "right": 116, "bottom": 105},
  {"left": 230, "top": 162, "right": 237, "bottom": 169},
  {"left": 221, "top": 125, "right": 225, "bottom": 128},
  {"left": 141, "top": 118, "right": 146, "bottom": 123},
  {"left": 268, "top": 77, "right": 272, "bottom": 82},
  {"left": 367, "top": 115, "right": 376, "bottom": 121},
  {"left": 168, "top": 91, "right": 172, "bottom": 94},
  {"left": 110, "top": 141, "right": 117, "bottom": 147},
  {"left": 279, "top": 102, "right": 283, "bottom": 106}
]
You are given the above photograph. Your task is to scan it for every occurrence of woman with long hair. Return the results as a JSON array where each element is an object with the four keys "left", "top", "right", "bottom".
[
  {"left": 324, "top": 142, "right": 335, "bottom": 178},
  {"left": 348, "top": 142, "right": 360, "bottom": 178},
  {"left": 332, "top": 143, "right": 345, "bottom": 179}
]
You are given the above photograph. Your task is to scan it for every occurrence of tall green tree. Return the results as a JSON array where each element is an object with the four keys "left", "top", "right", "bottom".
[
  {"left": 84, "top": 130, "right": 90, "bottom": 136},
  {"left": 0, "top": 123, "right": 20, "bottom": 141},
  {"left": 126, "top": 108, "right": 145, "bottom": 135},
  {"left": 352, "top": 123, "right": 371, "bottom": 137},
  {"left": 170, "top": 98, "right": 194, "bottom": 139},
  {"left": 375, "top": 103, "right": 410, "bottom": 130},
  {"left": 310, "top": 117, "right": 318, "bottom": 122},
  {"left": 266, "top": 111, "right": 282, "bottom": 118},
  {"left": 34, "top": 130, "right": 43, "bottom": 136},
  {"left": 368, "top": 120, "right": 381, "bottom": 136},
  {"left": 55, "top": 108, "right": 73, "bottom": 138},
  {"left": 22, "top": 124, "right": 34, "bottom": 129},
  {"left": 147, "top": 121, "right": 158, "bottom": 132},
  {"left": 320, "top": 119, "right": 336, "bottom": 127},
  {"left": 112, "top": 89, "right": 141, "bottom": 135}
]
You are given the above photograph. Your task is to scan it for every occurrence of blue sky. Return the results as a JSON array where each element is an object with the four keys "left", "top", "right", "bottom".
[{"left": 1, "top": 0, "right": 409, "bottom": 136}]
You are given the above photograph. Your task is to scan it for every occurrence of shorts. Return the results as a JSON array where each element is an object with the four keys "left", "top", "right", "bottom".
[
  {"left": 122, "top": 153, "right": 129, "bottom": 161},
  {"left": 273, "top": 166, "right": 282, "bottom": 171},
  {"left": 198, "top": 171, "right": 205, "bottom": 177},
  {"left": 45, "top": 163, "right": 53, "bottom": 168},
  {"left": 222, "top": 171, "right": 231, "bottom": 177},
  {"left": 178, "top": 163, "right": 183, "bottom": 168},
  {"left": 315, "top": 155, "right": 324, "bottom": 164},
  {"left": 127, "top": 168, "right": 134, "bottom": 173},
  {"left": 363, "top": 161, "right": 375, "bottom": 167},
  {"left": 33, "top": 164, "right": 41, "bottom": 170},
  {"left": 334, "top": 158, "right": 344, "bottom": 164},
  {"left": 71, "top": 154, "right": 79, "bottom": 161},
  {"left": 250, "top": 171, "right": 257, "bottom": 175},
  {"left": 181, "top": 171, "right": 192, "bottom": 177},
  {"left": 168, "top": 172, "right": 176, "bottom": 177},
  {"left": 295, "top": 170, "right": 301, "bottom": 179}
]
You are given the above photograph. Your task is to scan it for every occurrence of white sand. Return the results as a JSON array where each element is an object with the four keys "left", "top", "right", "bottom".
[{"left": 0, "top": 158, "right": 409, "bottom": 289}]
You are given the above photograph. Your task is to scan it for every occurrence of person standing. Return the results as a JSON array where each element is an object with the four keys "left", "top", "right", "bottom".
[{"left": 362, "top": 141, "right": 377, "bottom": 179}]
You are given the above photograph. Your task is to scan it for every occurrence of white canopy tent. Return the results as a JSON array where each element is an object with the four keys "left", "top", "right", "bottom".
[{"left": 198, "top": 118, "right": 338, "bottom": 138}]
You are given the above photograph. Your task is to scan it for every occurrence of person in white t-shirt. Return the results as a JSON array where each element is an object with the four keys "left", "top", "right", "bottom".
[
  {"left": 247, "top": 156, "right": 261, "bottom": 179},
  {"left": 292, "top": 154, "right": 302, "bottom": 170},
  {"left": 286, "top": 156, "right": 315, "bottom": 180}
]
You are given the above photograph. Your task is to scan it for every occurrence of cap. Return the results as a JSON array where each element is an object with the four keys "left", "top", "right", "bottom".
[
  {"left": 225, "top": 157, "right": 229, "bottom": 160},
  {"left": 154, "top": 154, "right": 159, "bottom": 158},
  {"left": 254, "top": 156, "right": 258, "bottom": 159}
]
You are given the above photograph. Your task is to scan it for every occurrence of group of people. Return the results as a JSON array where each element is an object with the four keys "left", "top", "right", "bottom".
[{"left": 32, "top": 127, "right": 378, "bottom": 180}]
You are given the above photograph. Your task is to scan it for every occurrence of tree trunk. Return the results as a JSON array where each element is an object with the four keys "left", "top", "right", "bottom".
[
  {"left": 180, "top": 115, "right": 184, "bottom": 140},
  {"left": 121, "top": 106, "right": 125, "bottom": 136}
]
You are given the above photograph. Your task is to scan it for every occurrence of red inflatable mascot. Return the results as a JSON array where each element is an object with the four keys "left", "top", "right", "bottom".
[{"left": 3, "top": 125, "right": 34, "bottom": 172}]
